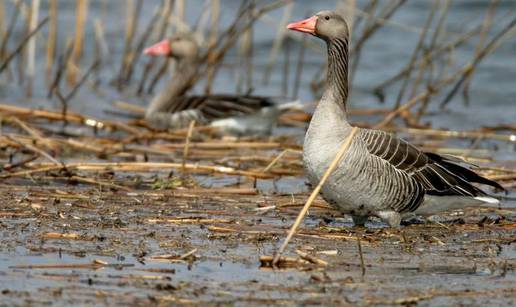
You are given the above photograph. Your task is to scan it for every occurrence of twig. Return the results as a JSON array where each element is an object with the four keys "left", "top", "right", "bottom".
[
  {"left": 262, "top": 148, "right": 302, "bottom": 173},
  {"left": 295, "top": 249, "right": 328, "bottom": 266},
  {"left": 357, "top": 235, "right": 366, "bottom": 277},
  {"left": 0, "top": 16, "right": 49, "bottom": 74},
  {"left": 182, "top": 120, "right": 196, "bottom": 176},
  {"left": 26, "top": 0, "right": 40, "bottom": 97},
  {"left": 68, "top": 0, "right": 88, "bottom": 85},
  {"left": 45, "top": 0, "right": 57, "bottom": 80},
  {"left": 272, "top": 127, "right": 358, "bottom": 265}
]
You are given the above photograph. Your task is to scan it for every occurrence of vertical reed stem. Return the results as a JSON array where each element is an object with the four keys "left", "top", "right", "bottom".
[
  {"left": 26, "top": 0, "right": 40, "bottom": 97},
  {"left": 175, "top": 0, "right": 185, "bottom": 32},
  {"left": 182, "top": 120, "right": 196, "bottom": 177},
  {"left": 0, "top": 0, "right": 4, "bottom": 59},
  {"left": 272, "top": 127, "right": 359, "bottom": 265},
  {"left": 68, "top": 0, "right": 89, "bottom": 85},
  {"left": 46, "top": 0, "right": 57, "bottom": 82}
]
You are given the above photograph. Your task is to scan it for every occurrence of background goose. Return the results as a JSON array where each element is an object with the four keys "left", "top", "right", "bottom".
[
  {"left": 143, "top": 34, "right": 301, "bottom": 135},
  {"left": 287, "top": 11, "right": 504, "bottom": 227}
]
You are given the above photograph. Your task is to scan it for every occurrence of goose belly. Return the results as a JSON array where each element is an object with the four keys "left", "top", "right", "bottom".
[
  {"left": 210, "top": 106, "right": 280, "bottom": 136},
  {"left": 304, "top": 138, "right": 410, "bottom": 215}
]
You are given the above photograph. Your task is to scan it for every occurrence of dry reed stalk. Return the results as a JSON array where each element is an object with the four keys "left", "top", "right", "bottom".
[
  {"left": 116, "top": 0, "right": 142, "bottom": 87},
  {"left": 26, "top": 0, "right": 40, "bottom": 97},
  {"left": 0, "top": 1, "right": 4, "bottom": 51},
  {"left": 393, "top": 0, "right": 437, "bottom": 108},
  {"left": 203, "top": 0, "right": 220, "bottom": 93},
  {"left": 282, "top": 37, "right": 290, "bottom": 96},
  {"left": 158, "top": 141, "right": 286, "bottom": 150},
  {"left": 357, "top": 235, "right": 366, "bottom": 277},
  {"left": 374, "top": 89, "right": 435, "bottom": 129},
  {"left": 411, "top": 0, "right": 450, "bottom": 122},
  {"left": 292, "top": 32, "right": 306, "bottom": 99},
  {"left": 295, "top": 249, "right": 328, "bottom": 266},
  {"left": 8, "top": 116, "right": 56, "bottom": 148},
  {"left": 182, "top": 120, "right": 196, "bottom": 175},
  {"left": 244, "top": 2, "right": 254, "bottom": 93},
  {"left": 113, "top": 101, "right": 145, "bottom": 114},
  {"left": 0, "top": 17, "right": 48, "bottom": 75},
  {"left": 67, "top": 175, "right": 131, "bottom": 191},
  {"left": 93, "top": 19, "right": 108, "bottom": 60},
  {"left": 262, "top": 149, "right": 302, "bottom": 173},
  {"left": 5, "top": 135, "right": 61, "bottom": 166},
  {"left": 400, "top": 127, "right": 515, "bottom": 143},
  {"left": 0, "top": 161, "right": 275, "bottom": 180},
  {"left": 461, "top": 0, "right": 497, "bottom": 106},
  {"left": 47, "top": 38, "right": 73, "bottom": 98},
  {"left": 272, "top": 127, "right": 358, "bottom": 265},
  {"left": 175, "top": 0, "right": 186, "bottom": 32},
  {"left": 10, "top": 261, "right": 134, "bottom": 270},
  {"left": 374, "top": 44, "right": 506, "bottom": 130},
  {"left": 349, "top": 0, "right": 407, "bottom": 85},
  {"left": 45, "top": 0, "right": 57, "bottom": 81},
  {"left": 43, "top": 232, "right": 81, "bottom": 240},
  {"left": 337, "top": 0, "right": 357, "bottom": 32},
  {"left": 1, "top": 155, "right": 38, "bottom": 171},
  {"left": 62, "top": 59, "right": 100, "bottom": 102},
  {"left": 150, "top": 248, "right": 197, "bottom": 261},
  {"left": 439, "top": 17, "right": 516, "bottom": 109},
  {"left": 0, "top": 0, "right": 22, "bottom": 62},
  {"left": 199, "top": 1, "right": 292, "bottom": 92},
  {"left": 137, "top": 0, "right": 172, "bottom": 94},
  {"left": 148, "top": 218, "right": 232, "bottom": 225},
  {"left": 68, "top": 0, "right": 88, "bottom": 85},
  {"left": 0, "top": 103, "right": 142, "bottom": 135},
  {"left": 262, "top": 2, "right": 293, "bottom": 85},
  {"left": 414, "top": 0, "right": 449, "bottom": 87},
  {"left": 122, "top": 6, "right": 161, "bottom": 84},
  {"left": 373, "top": 23, "right": 479, "bottom": 97},
  {"left": 259, "top": 255, "right": 311, "bottom": 268}
]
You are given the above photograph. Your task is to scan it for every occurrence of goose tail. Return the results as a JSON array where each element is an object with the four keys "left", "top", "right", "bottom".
[
  {"left": 415, "top": 195, "right": 501, "bottom": 216},
  {"left": 277, "top": 100, "right": 305, "bottom": 112}
]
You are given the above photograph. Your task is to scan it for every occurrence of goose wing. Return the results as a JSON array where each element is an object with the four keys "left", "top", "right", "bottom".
[
  {"left": 359, "top": 129, "right": 502, "bottom": 210},
  {"left": 167, "top": 95, "right": 274, "bottom": 120}
]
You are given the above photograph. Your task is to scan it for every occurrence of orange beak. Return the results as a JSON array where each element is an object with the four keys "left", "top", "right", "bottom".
[
  {"left": 287, "top": 15, "right": 318, "bottom": 35},
  {"left": 143, "top": 39, "right": 171, "bottom": 56}
]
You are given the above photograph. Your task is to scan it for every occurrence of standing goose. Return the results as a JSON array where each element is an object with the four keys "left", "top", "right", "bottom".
[
  {"left": 143, "top": 34, "right": 300, "bottom": 135},
  {"left": 287, "top": 11, "right": 503, "bottom": 227}
]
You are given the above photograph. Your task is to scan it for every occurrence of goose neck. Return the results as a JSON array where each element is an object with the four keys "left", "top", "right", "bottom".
[
  {"left": 146, "top": 59, "right": 197, "bottom": 116},
  {"left": 324, "top": 38, "right": 349, "bottom": 112}
]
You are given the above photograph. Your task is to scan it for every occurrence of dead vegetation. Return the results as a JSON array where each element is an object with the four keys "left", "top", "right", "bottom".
[{"left": 0, "top": 0, "right": 515, "bottom": 305}]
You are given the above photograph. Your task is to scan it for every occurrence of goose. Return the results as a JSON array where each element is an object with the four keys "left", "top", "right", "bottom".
[
  {"left": 287, "top": 11, "right": 504, "bottom": 227},
  {"left": 143, "top": 34, "right": 301, "bottom": 135}
]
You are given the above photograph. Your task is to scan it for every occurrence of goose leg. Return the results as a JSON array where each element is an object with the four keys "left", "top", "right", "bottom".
[
  {"left": 351, "top": 215, "right": 368, "bottom": 227},
  {"left": 376, "top": 211, "right": 401, "bottom": 228}
]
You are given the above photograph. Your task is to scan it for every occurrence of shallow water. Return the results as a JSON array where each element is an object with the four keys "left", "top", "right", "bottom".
[
  {"left": 0, "top": 185, "right": 514, "bottom": 305},
  {"left": 0, "top": 1, "right": 515, "bottom": 305}
]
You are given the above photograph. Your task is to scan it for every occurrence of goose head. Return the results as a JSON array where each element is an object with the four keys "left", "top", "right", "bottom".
[
  {"left": 287, "top": 11, "right": 349, "bottom": 42},
  {"left": 143, "top": 33, "right": 199, "bottom": 60}
]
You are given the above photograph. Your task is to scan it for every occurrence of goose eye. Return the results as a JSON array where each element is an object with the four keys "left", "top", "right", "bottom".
[{"left": 325, "top": 16, "right": 330, "bottom": 20}]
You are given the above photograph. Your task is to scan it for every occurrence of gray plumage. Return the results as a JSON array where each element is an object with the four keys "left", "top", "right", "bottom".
[
  {"left": 144, "top": 34, "right": 299, "bottom": 135},
  {"left": 291, "top": 11, "right": 503, "bottom": 227}
]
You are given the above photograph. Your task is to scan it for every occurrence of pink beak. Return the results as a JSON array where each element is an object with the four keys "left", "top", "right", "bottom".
[
  {"left": 143, "top": 39, "right": 171, "bottom": 56},
  {"left": 287, "top": 15, "right": 318, "bottom": 35}
]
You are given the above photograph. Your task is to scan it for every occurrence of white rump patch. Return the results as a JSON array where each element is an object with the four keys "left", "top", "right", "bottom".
[
  {"left": 474, "top": 196, "right": 500, "bottom": 205},
  {"left": 415, "top": 195, "right": 500, "bottom": 215}
]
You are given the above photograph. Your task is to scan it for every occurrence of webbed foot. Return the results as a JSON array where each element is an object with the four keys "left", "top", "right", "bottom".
[{"left": 352, "top": 215, "right": 368, "bottom": 227}]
